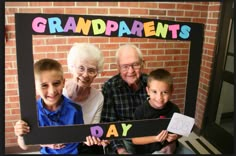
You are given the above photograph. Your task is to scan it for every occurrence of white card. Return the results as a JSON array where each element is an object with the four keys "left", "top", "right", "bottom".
[{"left": 167, "top": 112, "right": 195, "bottom": 137}]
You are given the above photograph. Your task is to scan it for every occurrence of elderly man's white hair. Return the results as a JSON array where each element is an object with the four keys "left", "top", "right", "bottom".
[
  {"left": 67, "top": 43, "right": 104, "bottom": 73},
  {"left": 115, "top": 44, "right": 143, "bottom": 63}
]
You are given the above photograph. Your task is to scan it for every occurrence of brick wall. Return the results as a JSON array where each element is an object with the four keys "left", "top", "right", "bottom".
[{"left": 5, "top": 2, "right": 221, "bottom": 147}]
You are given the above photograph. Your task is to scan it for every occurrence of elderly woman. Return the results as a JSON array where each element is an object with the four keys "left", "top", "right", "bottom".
[{"left": 63, "top": 43, "right": 105, "bottom": 154}]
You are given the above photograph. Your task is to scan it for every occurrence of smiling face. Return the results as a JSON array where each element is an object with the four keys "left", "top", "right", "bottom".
[
  {"left": 146, "top": 80, "right": 172, "bottom": 109},
  {"left": 71, "top": 58, "right": 98, "bottom": 88},
  {"left": 118, "top": 46, "right": 143, "bottom": 86},
  {"left": 35, "top": 70, "right": 65, "bottom": 108}
]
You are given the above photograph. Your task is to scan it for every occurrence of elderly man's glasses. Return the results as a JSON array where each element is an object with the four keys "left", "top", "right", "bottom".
[
  {"left": 73, "top": 65, "right": 97, "bottom": 77},
  {"left": 119, "top": 62, "right": 142, "bottom": 72}
]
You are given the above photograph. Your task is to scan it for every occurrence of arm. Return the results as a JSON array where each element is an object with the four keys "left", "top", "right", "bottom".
[
  {"left": 91, "top": 93, "right": 104, "bottom": 124},
  {"left": 14, "top": 120, "right": 30, "bottom": 150},
  {"left": 132, "top": 136, "right": 157, "bottom": 145},
  {"left": 132, "top": 130, "right": 168, "bottom": 145}
]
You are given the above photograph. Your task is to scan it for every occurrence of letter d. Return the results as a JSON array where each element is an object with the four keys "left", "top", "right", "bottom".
[{"left": 90, "top": 126, "right": 103, "bottom": 138}]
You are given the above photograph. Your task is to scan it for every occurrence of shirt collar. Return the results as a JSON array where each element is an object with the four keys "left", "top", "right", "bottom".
[{"left": 38, "top": 95, "right": 65, "bottom": 116}]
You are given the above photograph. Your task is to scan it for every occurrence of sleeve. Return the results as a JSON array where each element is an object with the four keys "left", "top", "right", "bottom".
[
  {"left": 91, "top": 93, "right": 104, "bottom": 124},
  {"left": 101, "top": 82, "right": 125, "bottom": 153}
]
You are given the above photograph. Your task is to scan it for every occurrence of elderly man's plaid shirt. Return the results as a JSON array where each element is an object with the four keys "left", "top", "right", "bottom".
[{"left": 101, "top": 73, "right": 148, "bottom": 153}]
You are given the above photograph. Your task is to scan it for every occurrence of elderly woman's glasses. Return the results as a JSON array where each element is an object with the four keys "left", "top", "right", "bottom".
[
  {"left": 73, "top": 65, "right": 97, "bottom": 77},
  {"left": 119, "top": 62, "right": 142, "bottom": 72}
]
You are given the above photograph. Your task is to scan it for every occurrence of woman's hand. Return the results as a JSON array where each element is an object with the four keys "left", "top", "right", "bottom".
[
  {"left": 84, "top": 136, "right": 102, "bottom": 146},
  {"left": 40, "top": 144, "right": 65, "bottom": 149},
  {"left": 14, "top": 120, "right": 30, "bottom": 137}
]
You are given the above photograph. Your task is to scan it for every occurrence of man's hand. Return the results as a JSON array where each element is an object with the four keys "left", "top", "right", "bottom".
[
  {"left": 160, "top": 141, "right": 176, "bottom": 154},
  {"left": 117, "top": 147, "right": 131, "bottom": 154}
]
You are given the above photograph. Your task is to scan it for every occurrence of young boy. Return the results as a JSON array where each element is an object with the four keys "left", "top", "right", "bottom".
[
  {"left": 14, "top": 58, "right": 84, "bottom": 154},
  {"left": 132, "top": 68, "right": 194, "bottom": 154}
]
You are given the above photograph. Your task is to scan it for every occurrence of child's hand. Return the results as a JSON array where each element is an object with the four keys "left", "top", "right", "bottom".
[
  {"left": 155, "top": 130, "right": 168, "bottom": 142},
  {"left": 40, "top": 144, "right": 65, "bottom": 149},
  {"left": 84, "top": 136, "right": 103, "bottom": 146},
  {"left": 166, "top": 133, "right": 179, "bottom": 142},
  {"left": 14, "top": 120, "right": 30, "bottom": 137}
]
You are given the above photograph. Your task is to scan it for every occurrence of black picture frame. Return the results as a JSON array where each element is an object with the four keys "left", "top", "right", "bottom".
[{"left": 15, "top": 13, "right": 204, "bottom": 145}]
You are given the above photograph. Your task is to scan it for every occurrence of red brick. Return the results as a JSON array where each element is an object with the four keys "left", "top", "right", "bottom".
[
  {"left": 76, "top": 2, "right": 97, "bottom": 6},
  {"left": 88, "top": 8, "right": 108, "bottom": 14},
  {"left": 43, "top": 8, "right": 64, "bottom": 14},
  {"left": 149, "top": 10, "right": 166, "bottom": 15},
  {"left": 110, "top": 8, "right": 129, "bottom": 14},
  {"left": 65, "top": 8, "right": 86, "bottom": 14},
  {"left": 194, "top": 5, "right": 208, "bottom": 11},
  {"left": 89, "top": 37, "right": 109, "bottom": 43},
  {"left": 177, "top": 4, "right": 193, "bottom": 10},
  {"left": 120, "top": 2, "right": 138, "bottom": 7},
  {"left": 54, "top": 2, "right": 75, "bottom": 6},
  {"left": 159, "top": 3, "right": 176, "bottom": 9},
  {"left": 168, "top": 10, "right": 184, "bottom": 16},
  {"left": 29, "top": 2, "right": 53, "bottom": 6},
  {"left": 99, "top": 2, "right": 118, "bottom": 6},
  {"left": 130, "top": 9, "right": 148, "bottom": 15},
  {"left": 5, "top": 2, "right": 28, "bottom": 6},
  {"left": 19, "top": 8, "right": 41, "bottom": 13},
  {"left": 109, "top": 38, "right": 129, "bottom": 43},
  {"left": 140, "top": 2, "right": 158, "bottom": 8}
]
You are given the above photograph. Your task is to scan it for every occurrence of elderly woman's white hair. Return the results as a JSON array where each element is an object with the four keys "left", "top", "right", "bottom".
[
  {"left": 67, "top": 43, "right": 104, "bottom": 73},
  {"left": 115, "top": 44, "right": 143, "bottom": 63}
]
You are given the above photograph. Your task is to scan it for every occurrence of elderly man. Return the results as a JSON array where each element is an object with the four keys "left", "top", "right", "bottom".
[{"left": 101, "top": 44, "right": 148, "bottom": 154}]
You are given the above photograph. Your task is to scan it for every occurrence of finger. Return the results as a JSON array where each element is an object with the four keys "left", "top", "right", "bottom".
[
  {"left": 85, "top": 136, "right": 91, "bottom": 146},
  {"left": 88, "top": 136, "right": 93, "bottom": 145},
  {"left": 92, "top": 136, "right": 98, "bottom": 144}
]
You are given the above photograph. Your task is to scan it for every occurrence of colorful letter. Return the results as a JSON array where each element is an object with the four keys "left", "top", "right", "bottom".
[
  {"left": 156, "top": 22, "right": 168, "bottom": 38},
  {"left": 121, "top": 123, "right": 132, "bottom": 136},
  {"left": 76, "top": 17, "right": 91, "bottom": 35},
  {"left": 105, "top": 20, "right": 118, "bottom": 36},
  {"left": 131, "top": 20, "right": 143, "bottom": 37},
  {"left": 143, "top": 21, "right": 155, "bottom": 37},
  {"left": 106, "top": 124, "right": 118, "bottom": 137},
  {"left": 48, "top": 17, "right": 63, "bottom": 33},
  {"left": 64, "top": 17, "right": 76, "bottom": 32},
  {"left": 90, "top": 126, "right": 103, "bottom": 138},
  {"left": 92, "top": 19, "right": 106, "bottom": 35},
  {"left": 32, "top": 17, "right": 47, "bottom": 33},
  {"left": 118, "top": 21, "right": 131, "bottom": 37},
  {"left": 168, "top": 24, "right": 180, "bottom": 39},
  {"left": 179, "top": 25, "right": 191, "bottom": 39}
]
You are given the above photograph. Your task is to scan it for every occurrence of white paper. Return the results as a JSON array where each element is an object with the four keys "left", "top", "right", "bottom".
[{"left": 167, "top": 112, "right": 195, "bottom": 137}]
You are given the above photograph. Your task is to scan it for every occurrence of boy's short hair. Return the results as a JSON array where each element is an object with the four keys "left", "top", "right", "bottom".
[
  {"left": 34, "top": 58, "right": 64, "bottom": 78},
  {"left": 147, "top": 68, "right": 173, "bottom": 92}
]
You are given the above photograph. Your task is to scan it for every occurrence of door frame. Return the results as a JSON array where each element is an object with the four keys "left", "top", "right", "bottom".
[{"left": 202, "top": 0, "right": 234, "bottom": 154}]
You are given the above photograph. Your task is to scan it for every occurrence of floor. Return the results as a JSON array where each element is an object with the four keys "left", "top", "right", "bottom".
[
  {"left": 15, "top": 132, "right": 221, "bottom": 155},
  {"left": 178, "top": 132, "right": 221, "bottom": 154}
]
